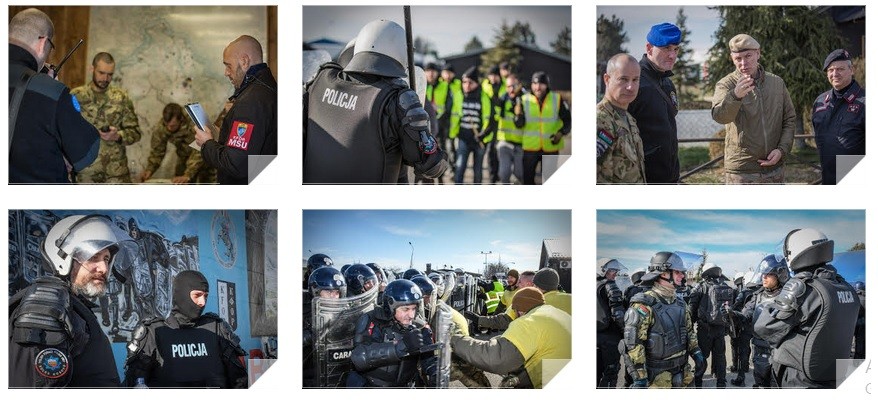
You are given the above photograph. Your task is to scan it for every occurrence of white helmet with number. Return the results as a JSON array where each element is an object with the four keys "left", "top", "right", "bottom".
[
  {"left": 345, "top": 19, "right": 408, "bottom": 78},
  {"left": 783, "top": 228, "right": 834, "bottom": 271},
  {"left": 41, "top": 214, "right": 134, "bottom": 277}
]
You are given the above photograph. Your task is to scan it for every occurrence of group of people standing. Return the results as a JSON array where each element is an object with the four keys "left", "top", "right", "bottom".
[
  {"left": 597, "top": 228, "right": 864, "bottom": 389},
  {"left": 9, "top": 8, "right": 277, "bottom": 185},
  {"left": 303, "top": 254, "right": 572, "bottom": 388},
  {"left": 598, "top": 22, "right": 864, "bottom": 185}
]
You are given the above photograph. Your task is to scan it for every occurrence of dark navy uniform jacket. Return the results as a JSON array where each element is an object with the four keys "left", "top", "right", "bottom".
[
  {"left": 9, "top": 44, "right": 99, "bottom": 183},
  {"left": 811, "top": 80, "right": 865, "bottom": 185},
  {"left": 627, "top": 55, "right": 680, "bottom": 183},
  {"left": 201, "top": 63, "right": 277, "bottom": 185}
]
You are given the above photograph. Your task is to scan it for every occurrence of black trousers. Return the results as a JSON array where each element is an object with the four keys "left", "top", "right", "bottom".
[
  {"left": 695, "top": 323, "right": 727, "bottom": 386},
  {"left": 597, "top": 330, "right": 622, "bottom": 388}
]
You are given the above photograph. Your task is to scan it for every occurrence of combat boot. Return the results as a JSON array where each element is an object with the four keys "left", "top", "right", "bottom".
[{"left": 730, "top": 374, "right": 745, "bottom": 387}]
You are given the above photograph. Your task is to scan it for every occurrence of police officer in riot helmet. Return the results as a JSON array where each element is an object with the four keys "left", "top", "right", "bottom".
[
  {"left": 303, "top": 266, "right": 347, "bottom": 387},
  {"left": 124, "top": 270, "right": 247, "bottom": 388},
  {"left": 10, "top": 215, "right": 133, "bottom": 387},
  {"left": 412, "top": 274, "right": 491, "bottom": 388},
  {"left": 366, "top": 263, "right": 389, "bottom": 293},
  {"left": 304, "top": 19, "right": 449, "bottom": 183},
  {"left": 730, "top": 254, "right": 788, "bottom": 388},
  {"left": 728, "top": 271, "right": 759, "bottom": 382},
  {"left": 596, "top": 258, "right": 628, "bottom": 388},
  {"left": 402, "top": 268, "right": 424, "bottom": 281},
  {"left": 623, "top": 251, "right": 706, "bottom": 388},
  {"left": 345, "top": 264, "right": 379, "bottom": 296},
  {"left": 620, "top": 267, "right": 647, "bottom": 387},
  {"left": 305, "top": 253, "right": 334, "bottom": 288},
  {"left": 754, "top": 229, "right": 859, "bottom": 388},
  {"left": 347, "top": 279, "right": 438, "bottom": 387},
  {"left": 689, "top": 263, "right": 735, "bottom": 388}
]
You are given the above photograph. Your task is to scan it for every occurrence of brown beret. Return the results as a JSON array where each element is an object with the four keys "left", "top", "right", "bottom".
[
  {"left": 511, "top": 287, "right": 545, "bottom": 314},
  {"left": 729, "top": 34, "right": 760, "bottom": 53}
]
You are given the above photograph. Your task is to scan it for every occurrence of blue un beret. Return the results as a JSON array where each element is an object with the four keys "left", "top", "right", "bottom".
[
  {"left": 647, "top": 23, "right": 681, "bottom": 47},
  {"left": 823, "top": 49, "right": 851, "bottom": 71}
]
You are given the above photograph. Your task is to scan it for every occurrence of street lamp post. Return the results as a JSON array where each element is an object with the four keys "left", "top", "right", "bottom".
[
  {"left": 409, "top": 241, "right": 414, "bottom": 269},
  {"left": 480, "top": 250, "right": 492, "bottom": 275}
]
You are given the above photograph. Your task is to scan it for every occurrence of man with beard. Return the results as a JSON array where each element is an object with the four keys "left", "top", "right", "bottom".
[
  {"left": 71, "top": 52, "right": 142, "bottom": 183},
  {"left": 195, "top": 35, "right": 277, "bottom": 185},
  {"left": 9, "top": 215, "right": 133, "bottom": 387},
  {"left": 123, "top": 270, "right": 248, "bottom": 388}
]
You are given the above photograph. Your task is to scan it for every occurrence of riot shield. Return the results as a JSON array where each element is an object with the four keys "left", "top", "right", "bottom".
[
  {"left": 312, "top": 285, "right": 379, "bottom": 387},
  {"left": 615, "top": 272, "right": 633, "bottom": 294},
  {"left": 449, "top": 273, "right": 468, "bottom": 312},
  {"left": 432, "top": 303, "right": 454, "bottom": 388}
]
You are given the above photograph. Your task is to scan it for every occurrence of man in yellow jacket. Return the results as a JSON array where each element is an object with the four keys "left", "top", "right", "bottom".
[
  {"left": 451, "top": 287, "right": 572, "bottom": 388},
  {"left": 515, "top": 71, "right": 571, "bottom": 184}
]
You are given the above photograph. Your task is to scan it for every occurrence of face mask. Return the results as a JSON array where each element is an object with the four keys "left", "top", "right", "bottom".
[{"left": 171, "top": 270, "right": 209, "bottom": 325}]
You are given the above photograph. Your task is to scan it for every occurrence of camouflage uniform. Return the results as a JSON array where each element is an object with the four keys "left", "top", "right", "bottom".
[
  {"left": 70, "top": 85, "right": 142, "bottom": 183},
  {"left": 624, "top": 286, "right": 700, "bottom": 388},
  {"left": 145, "top": 118, "right": 216, "bottom": 183},
  {"left": 597, "top": 98, "right": 646, "bottom": 183}
]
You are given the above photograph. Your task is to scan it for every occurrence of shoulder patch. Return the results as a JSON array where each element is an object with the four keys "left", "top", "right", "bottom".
[
  {"left": 34, "top": 348, "right": 69, "bottom": 379},
  {"left": 70, "top": 94, "right": 81, "bottom": 112},
  {"left": 636, "top": 304, "right": 650, "bottom": 317},
  {"left": 226, "top": 121, "right": 254, "bottom": 150}
]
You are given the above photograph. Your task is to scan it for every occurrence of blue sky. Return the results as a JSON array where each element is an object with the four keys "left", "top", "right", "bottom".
[
  {"left": 597, "top": 6, "right": 722, "bottom": 64},
  {"left": 303, "top": 6, "right": 571, "bottom": 57},
  {"left": 303, "top": 210, "right": 571, "bottom": 274},
  {"left": 597, "top": 210, "right": 865, "bottom": 278}
]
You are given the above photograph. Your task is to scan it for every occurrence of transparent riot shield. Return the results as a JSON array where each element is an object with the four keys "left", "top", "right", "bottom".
[
  {"left": 312, "top": 285, "right": 379, "bottom": 387},
  {"left": 432, "top": 303, "right": 454, "bottom": 388},
  {"left": 450, "top": 273, "right": 468, "bottom": 312},
  {"left": 615, "top": 271, "right": 633, "bottom": 295},
  {"left": 303, "top": 50, "right": 331, "bottom": 86}
]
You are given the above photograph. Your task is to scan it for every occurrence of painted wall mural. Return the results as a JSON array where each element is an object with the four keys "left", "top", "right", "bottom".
[{"left": 8, "top": 209, "right": 274, "bottom": 380}]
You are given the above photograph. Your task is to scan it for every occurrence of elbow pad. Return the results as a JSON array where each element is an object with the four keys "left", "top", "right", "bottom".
[
  {"left": 398, "top": 89, "right": 438, "bottom": 155},
  {"left": 772, "top": 278, "right": 806, "bottom": 319}
]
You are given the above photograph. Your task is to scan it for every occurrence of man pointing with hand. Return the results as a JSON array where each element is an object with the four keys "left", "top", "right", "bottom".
[{"left": 711, "top": 34, "right": 796, "bottom": 184}]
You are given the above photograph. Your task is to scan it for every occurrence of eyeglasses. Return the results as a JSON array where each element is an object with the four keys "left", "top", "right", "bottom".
[{"left": 39, "top": 36, "right": 55, "bottom": 51}]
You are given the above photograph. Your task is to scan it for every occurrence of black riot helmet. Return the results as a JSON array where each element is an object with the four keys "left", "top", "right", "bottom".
[
  {"left": 758, "top": 254, "right": 790, "bottom": 285},
  {"left": 411, "top": 275, "right": 437, "bottom": 319},
  {"left": 344, "top": 264, "right": 378, "bottom": 296},
  {"left": 308, "top": 266, "right": 347, "bottom": 298},
  {"left": 648, "top": 251, "right": 687, "bottom": 273},
  {"left": 642, "top": 251, "right": 689, "bottom": 286},
  {"left": 402, "top": 268, "right": 424, "bottom": 281},
  {"left": 366, "top": 262, "right": 386, "bottom": 283},
  {"left": 381, "top": 279, "right": 423, "bottom": 318},
  {"left": 307, "top": 253, "right": 334, "bottom": 271}
]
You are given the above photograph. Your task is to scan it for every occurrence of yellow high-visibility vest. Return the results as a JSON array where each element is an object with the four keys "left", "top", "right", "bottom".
[{"left": 521, "top": 92, "right": 564, "bottom": 152}]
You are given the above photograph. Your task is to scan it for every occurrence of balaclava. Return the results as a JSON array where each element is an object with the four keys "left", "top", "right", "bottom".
[{"left": 171, "top": 270, "right": 209, "bottom": 326}]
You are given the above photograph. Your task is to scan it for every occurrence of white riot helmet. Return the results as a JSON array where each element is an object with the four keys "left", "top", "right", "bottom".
[
  {"left": 336, "top": 38, "right": 357, "bottom": 68},
  {"left": 783, "top": 228, "right": 834, "bottom": 271},
  {"left": 344, "top": 19, "right": 408, "bottom": 78},
  {"left": 41, "top": 214, "right": 134, "bottom": 277},
  {"left": 597, "top": 258, "right": 628, "bottom": 277}
]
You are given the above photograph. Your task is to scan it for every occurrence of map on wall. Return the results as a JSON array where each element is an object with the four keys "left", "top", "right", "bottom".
[{"left": 86, "top": 6, "right": 269, "bottom": 179}]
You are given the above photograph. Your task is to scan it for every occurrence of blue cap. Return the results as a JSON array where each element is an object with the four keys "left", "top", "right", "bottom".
[{"left": 647, "top": 23, "right": 681, "bottom": 47}]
